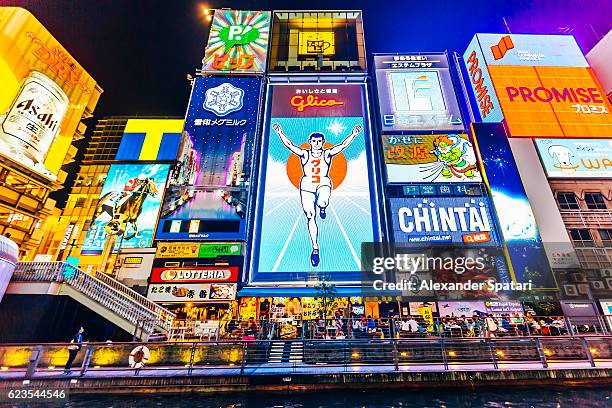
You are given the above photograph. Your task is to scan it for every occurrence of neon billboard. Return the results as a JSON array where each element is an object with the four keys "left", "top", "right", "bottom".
[{"left": 250, "top": 84, "right": 380, "bottom": 284}]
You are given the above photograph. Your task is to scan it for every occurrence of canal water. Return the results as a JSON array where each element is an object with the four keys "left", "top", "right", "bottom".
[{"left": 59, "top": 386, "right": 611, "bottom": 407}]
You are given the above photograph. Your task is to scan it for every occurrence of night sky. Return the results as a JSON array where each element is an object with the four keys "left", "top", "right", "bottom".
[{"left": 1, "top": 0, "right": 610, "bottom": 203}]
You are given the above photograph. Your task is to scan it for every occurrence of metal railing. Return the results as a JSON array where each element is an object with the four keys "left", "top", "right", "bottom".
[
  {"left": 0, "top": 335, "right": 609, "bottom": 378},
  {"left": 12, "top": 262, "right": 175, "bottom": 335}
]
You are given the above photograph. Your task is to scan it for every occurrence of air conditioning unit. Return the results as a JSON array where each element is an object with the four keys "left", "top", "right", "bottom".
[{"left": 600, "top": 268, "right": 612, "bottom": 277}]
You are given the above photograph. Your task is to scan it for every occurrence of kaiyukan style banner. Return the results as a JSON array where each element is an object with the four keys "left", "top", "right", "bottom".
[
  {"left": 81, "top": 164, "right": 170, "bottom": 255},
  {"left": 463, "top": 34, "right": 612, "bottom": 138},
  {"left": 155, "top": 76, "right": 262, "bottom": 241},
  {"left": 202, "top": 10, "right": 271, "bottom": 74},
  {"left": 471, "top": 122, "right": 555, "bottom": 289},
  {"left": 374, "top": 53, "right": 464, "bottom": 132},
  {"left": 250, "top": 84, "right": 380, "bottom": 284}
]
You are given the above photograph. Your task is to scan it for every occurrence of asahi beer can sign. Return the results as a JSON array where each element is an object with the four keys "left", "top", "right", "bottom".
[{"left": 0, "top": 71, "right": 68, "bottom": 169}]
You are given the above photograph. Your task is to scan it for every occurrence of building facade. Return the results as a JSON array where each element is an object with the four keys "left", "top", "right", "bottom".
[{"left": 0, "top": 7, "right": 102, "bottom": 257}]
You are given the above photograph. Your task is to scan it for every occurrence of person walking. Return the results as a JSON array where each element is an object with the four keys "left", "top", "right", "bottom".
[{"left": 64, "top": 326, "right": 84, "bottom": 374}]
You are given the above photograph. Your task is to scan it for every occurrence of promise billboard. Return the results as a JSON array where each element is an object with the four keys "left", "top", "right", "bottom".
[
  {"left": 464, "top": 34, "right": 612, "bottom": 138},
  {"left": 250, "top": 84, "right": 380, "bottom": 284}
]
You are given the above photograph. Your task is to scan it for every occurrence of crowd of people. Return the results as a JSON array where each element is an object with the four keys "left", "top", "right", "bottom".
[{"left": 221, "top": 313, "right": 576, "bottom": 340}]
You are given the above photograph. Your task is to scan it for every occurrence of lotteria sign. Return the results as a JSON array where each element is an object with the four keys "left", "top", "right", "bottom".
[
  {"left": 464, "top": 34, "right": 612, "bottom": 138},
  {"left": 389, "top": 196, "right": 497, "bottom": 245},
  {"left": 150, "top": 266, "right": 238, "bottom": 283}
]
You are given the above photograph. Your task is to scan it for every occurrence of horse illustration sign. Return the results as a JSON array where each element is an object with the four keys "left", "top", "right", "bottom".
[{"left": 81, "top": 163, "right": 170, "bottom": 255}]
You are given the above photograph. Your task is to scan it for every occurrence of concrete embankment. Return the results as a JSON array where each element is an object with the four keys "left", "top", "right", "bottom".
[{"left": 1, "top": 365, "right": 610, "bottom": 394}]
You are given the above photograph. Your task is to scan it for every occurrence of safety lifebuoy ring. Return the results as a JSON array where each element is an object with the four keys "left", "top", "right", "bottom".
[{"left": 129, "top": 345, "right": 150, "bottom": 369}]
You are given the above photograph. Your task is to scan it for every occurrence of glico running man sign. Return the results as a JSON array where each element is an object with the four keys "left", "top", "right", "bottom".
[{"left": 250, "top": 84, "right": 380, "bottom": 284}]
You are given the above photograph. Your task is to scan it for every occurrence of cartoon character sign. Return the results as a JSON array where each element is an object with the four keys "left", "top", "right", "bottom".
[
  {"left": 431, "top": 134, "right": 478, "bottom": 179},
  {"left": 383, "top": 133, "right": 482, "bottom": 183}
]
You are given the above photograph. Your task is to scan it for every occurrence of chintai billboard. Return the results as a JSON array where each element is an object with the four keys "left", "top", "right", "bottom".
[
  {"left": 81, "top": 163, "right": 170, "bottom": 255},
  {"left": 250, "top": 84, "right": 381, "bottom": 284},
  {"left": 155, "top": 76, "right": 263, "bottom": 241}
]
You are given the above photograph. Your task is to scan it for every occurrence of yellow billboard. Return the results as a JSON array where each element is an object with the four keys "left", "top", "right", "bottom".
[
  {"left": 298, "top": 31, "right": 335, "bottom": 55},
  {"left": 0, "top": 7, "right": 101, "bottom": 181}
]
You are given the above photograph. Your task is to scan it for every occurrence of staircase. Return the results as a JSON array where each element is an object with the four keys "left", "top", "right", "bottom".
[
  {"left": 268, "top": 341, "right": 303, "bottom": 364},
  {"left": 10, "top": 262, "right": 174, "bottom": 340}
]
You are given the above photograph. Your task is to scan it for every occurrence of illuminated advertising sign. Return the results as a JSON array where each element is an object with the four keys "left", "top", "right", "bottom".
[
  {"left": 535, "top": 138, "right": 612, "bottom": 178},
  {"left": 202, "top": 10, "right": 271, "bottom": 74},
  {"left": 438, "top": 301, "right": 487, "bottom": 317},
  {"left": 150, "top": 266, "right": 238, "bottom": 283},
  {"left": 472, "top": 122, "right": 555, "bottom": 289},
  {"left": 298, "top": 32, "right": 335, "bottom": 55},
  {"left": 155, "top": 242, "right": 242, "bottom": 258},
  {"left": 0, "top": 8, "right": 100, "bottom": 179},
  {"left": 464, "top": 33, "right": 612, "bottom": 137},
  {"left": 374, "top": 53, "right": 464, "bottom": 132},
  {"left": 0, "top": 72, "right": 68, "bottom": 179},
  {"left": 484, "top": 301, "right": 523, "bottom": 314},
  {"left": 156, "top": 76, "right": 262, "bottom": 241},
  {"left": 383, "top": 134, "right": 482, "bottom": 183},
  {"left": 488, "top": 65, "right": 612, "bottom": 138},
  {"left": 81, "top": 163, "right": 170, "bottom": 255},
  {"left": 147, "top": 283, "right": 236, "bottom": 302},
  {"left": 389, "top": 196, "right": 497, "bottom": 245},
  {"left": 474, "top": 34, "right": 589, "bottom": 67},
  {"left": 463, "top": 37, "right": 504, "bottom": 122},
  {"left": 250, "top": 84, "right": 379, "bottom": 283}
]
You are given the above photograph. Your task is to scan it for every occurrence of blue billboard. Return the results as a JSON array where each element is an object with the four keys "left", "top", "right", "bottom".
[
  {"left": 389, "top": 195, "right": 498, "bottom": 246},
  {"left": 471, "top": 122, "right": 555, "bottom": 289},
  {"left": 81, "top": 163, "right": 170, "bottom": 255},
  {"left": 249, "top": 84, "right": 380, "bottom": 284},
  {"left": 155, "top": 76, "right": 262, "bottom": 241}
]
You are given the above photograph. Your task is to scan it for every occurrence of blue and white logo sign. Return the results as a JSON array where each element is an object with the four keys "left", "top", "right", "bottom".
[{"left": 203, "top": 82, "right": 245, "bottom": 117}]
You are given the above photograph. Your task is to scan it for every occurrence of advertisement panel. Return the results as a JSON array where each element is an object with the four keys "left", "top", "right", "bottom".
[
  {"left": 202, "top": 10, "right": 270, "bottom": 74},
  {"left": 487, "top": 65, "right": 612, "bottom": 138},
  {"left": 464, "top": 33, "right": 612, "bottom": 138},
  {"left": 374, "top": 53, "right": 464, "bottom": 132},
  {"left": 155, "top": 242, "right": 242, "bottom": 258},
  {"left": 298, "top": 32, "right": 335, "bottom": 55},
  {"left": 156, "top": 76, "right": 262, "bottom": 241},
  {"left": 147, "top": 283, "right": 236, "bottom": 302},
  {"left": 535, "top": 138, "right": 612, "bottom": 178},
  {"left": 0, "top": 71, "right": 68, "bottom": 179},
  {"left": 472, "top": 122, "right": 555, "bottom": 289},
  {"left": 389, "top": 196, "right": 497, "bottom": 245},
  {"left": 251, "top": 84, "right": 379, "bottom": 283},
  {"left": 484, "top": 301, "right": 523, "bottom": 314},
  {"left": 383, "top": 133, "right": 482, "bottom": 183},
  {"left": 438, "top": 301, "right": 487, "bottom": 317},
  {"left": 473, "top": 34, "right": 589, "bottom": 67},
  {"left": 150, "top": 266, "right": 238, "bottom": 283},
  {"left": 81, "top": 164, "right": 170, "bottom": 255},
  {"left": 463, "top": 36, "right": 504, "bottom": 123},
  {"left": 0, "top": 8, "right": 100, "bottom": 179}
]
